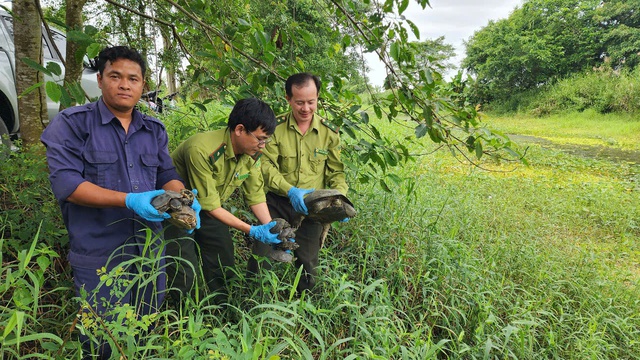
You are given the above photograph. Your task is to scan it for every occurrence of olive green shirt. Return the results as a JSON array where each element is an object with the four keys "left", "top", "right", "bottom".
[
  {"left": 261, "top": 112, "right": 348, "bottom": 196},
  {"left": 171, "top": 128, "right": 266, "bottom": 211}
]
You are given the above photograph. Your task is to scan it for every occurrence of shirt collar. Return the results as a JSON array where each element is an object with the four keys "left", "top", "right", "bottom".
[
  {"left": 97, "top": 98, "right": 150, "bottom": 131},
  {"left": 287, "top": 112, "right": 320, "bottom": 134}
]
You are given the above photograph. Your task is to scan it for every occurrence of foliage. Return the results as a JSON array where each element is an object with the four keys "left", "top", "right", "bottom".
[
  {"left": 486, "top": 65, "right": 640, "bottom": 116},
  {"left": 594, "top": 0, "right": 640, "bottom": 69},
  {"left": 1, "top": 114, "right": 639, "bottom": 358},
  {"left": 463, "top": 0, "right": 604, "bottom": 103},
  {"left": 384, "top": 36, "right": 456, "bottom": 89},
  {"left": 28, "top": 0, "right": 523, "bottom": 182}
]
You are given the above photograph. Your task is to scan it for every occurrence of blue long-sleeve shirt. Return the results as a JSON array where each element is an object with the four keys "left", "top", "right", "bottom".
[{"left": 41, "top": 99, "right": 181, "bottom": 267}]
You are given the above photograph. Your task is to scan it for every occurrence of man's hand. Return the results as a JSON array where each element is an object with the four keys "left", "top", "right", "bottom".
[
  {"left": 125, "top": 190, "right": 171, "bottom": 222},
  {"left": 187, "top": 189, "right": 202, "bottom": 234},
  {"left": 287, "top": 187, "right": 315, "bottom": 215},
  {"left": 249, "top": 221, "right": 281, "bottom": 244}
]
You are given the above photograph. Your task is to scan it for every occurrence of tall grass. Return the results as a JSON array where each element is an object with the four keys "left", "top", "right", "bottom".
[
  {"left": 489, "top": 66, "right": 640, "bottom": 116},
  {"left": 1, "top": 108, "right": 639, "bottom": 358}
]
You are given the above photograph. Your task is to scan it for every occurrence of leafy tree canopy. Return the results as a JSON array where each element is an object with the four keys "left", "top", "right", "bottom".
[
  {"left": 30, "top": 0, "right": 523, "bottom": 189},
  {"left": 462, "top": 0, "right": 603, "bottom": 103}
]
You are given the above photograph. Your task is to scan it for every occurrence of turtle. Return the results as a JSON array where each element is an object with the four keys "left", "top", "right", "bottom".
[
  {"left": 267, "top": 218, "right": 299, "bottom": 263},
  {"left": 151, "top": 189, "right": 197, "bottom": 230},
  {"left": 293, "top": 189, "right": 356, "bottom": 247}
]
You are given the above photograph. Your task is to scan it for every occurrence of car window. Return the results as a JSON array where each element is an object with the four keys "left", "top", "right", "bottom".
[
  {"left": 1, "top": 16, "right": 13, "bottom": 38},
  {"left": 43, "top": 30, "right": 65, "bottom": 60},
  {"left": 2, "top": 15, "right": 65, "bottom": 61}
]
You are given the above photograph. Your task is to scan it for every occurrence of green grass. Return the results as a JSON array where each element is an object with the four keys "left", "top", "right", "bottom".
[
  {"left": 484, "top": 110, "right": 640, "bottom": 151},
  {"left": 1, "top": 109, "right": 639, "bottom": 358}
]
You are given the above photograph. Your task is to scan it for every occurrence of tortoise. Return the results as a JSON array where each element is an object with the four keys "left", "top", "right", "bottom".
[
  {"left": 293, "top": 189, "right": 356, "bottom": 247},
  {"left": 267, "top": 218, "right": 299, "bottom": 262},
  {"left": 151, "top": 189, "right": 197, "bottom": 230}
]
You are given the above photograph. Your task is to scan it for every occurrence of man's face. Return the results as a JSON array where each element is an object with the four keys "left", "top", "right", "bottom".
[
  {"left": 97, "top": 58, "right": 144, "bottom": 114},
  {"left": 287, "top": 80, "right": 318, "bottom": 124},
  {"left": 235, "top": 125, "right": 271, "bottom": 157}
]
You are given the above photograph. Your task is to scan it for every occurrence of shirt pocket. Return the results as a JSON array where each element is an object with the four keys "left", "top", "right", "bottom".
[
  {"left": 310, "top": 154, "right": 327, "bottom": 174},
  {"left": 84, "top": 151, "right": 118, "bottom": 189},
  {"left": 279, "top": 154, "right": 298, "bottom": 174},
  {"left": 140, "top": 153, "right": 159, "bottom": 189}
]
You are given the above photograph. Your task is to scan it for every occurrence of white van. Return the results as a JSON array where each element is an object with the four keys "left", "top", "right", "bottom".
[{"left": 0, "top": 10, "right": 101, "bottom": 143}]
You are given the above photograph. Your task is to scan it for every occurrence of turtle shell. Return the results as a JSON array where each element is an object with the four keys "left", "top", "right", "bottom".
[
  {"left": 303, "top": 189, "right": 356, "bottom": 223},
  {"left": 151, "top": 189, "right": 197, "bottom": 230}
]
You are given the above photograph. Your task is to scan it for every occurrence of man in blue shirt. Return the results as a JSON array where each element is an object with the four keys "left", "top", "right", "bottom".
[{"left": 41, "top": 46, "right": 200, "bottom": 358}]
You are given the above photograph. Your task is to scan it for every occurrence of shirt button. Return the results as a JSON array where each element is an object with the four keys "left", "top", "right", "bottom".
[
  {"left": 129, "top": 163, "right": 133, "bottom": 167},
  {"left": 134, "top": 186, "right": 139, "bottom": 190}
]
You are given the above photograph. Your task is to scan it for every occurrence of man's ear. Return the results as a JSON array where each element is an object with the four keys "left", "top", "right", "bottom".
[{"left": 233, "top": 124, "right": 245, "bottom": 136}]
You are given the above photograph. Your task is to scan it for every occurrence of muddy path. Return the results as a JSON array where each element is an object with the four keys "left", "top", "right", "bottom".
[{"left": 508, "top": 134, "right": 640, "bottom": 165}]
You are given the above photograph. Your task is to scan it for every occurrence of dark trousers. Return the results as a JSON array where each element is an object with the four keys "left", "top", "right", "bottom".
[
  {"left": 248, "top": 192, "right": 324, "bottom": 293},
  {"left": 165, "top": 212, "right": 234, "bottom": 301}
]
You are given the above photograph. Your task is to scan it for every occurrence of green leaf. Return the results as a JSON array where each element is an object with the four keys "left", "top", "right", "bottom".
[
  {"left": 46, "top": 62, "right": 62, "bottom": 77},
  {"left": 192, "top": 103, "right": 207, "bottom": 112},
  {"left": 46, "top": 82, "right": 62, "bottom": 103},
  {"left": 219, "top": 65, "right": 231, "bottom": 79},
  {"left": 379, "top": 178, "right": 391, "bottom": 192},
  {"left": 398, "top": 0, "right": 409, "bottom": 14},
  {"left": 299, "top": 29, "right": 316, "bottom": 47},
  {"left": 475, "top": 141, "right": 483, "bottom": 159},
  {"left": 21, "top": 57, "right": 50, "bottom": 75},
  {"left": 407, "top": 20, "right": 420, "bottom": 39},
  {"left": 415, "top": 123, "right": 427, "bottom": 138},
  {"left": 383, "top": 149, "right": 398, "bottom": 166},
  {"left": 360, "top": 111, "right": 369, "bottom": 124},
  {"left": 389, "top": 42, "right": 400, "bottom": 63},
  {"left": 373, "top": 104, "right": 382, "bottom": 119},
  {"left": 238, "top": 18, "right": 251, "bottom": 32},
  {"left": 70, "top": 82, "right": 86, "bottom": 104},
  {"left": 20, "top": 81, "right": 44, "bottom": 97},
  {"left": 87, "top": 43, "right": 102, "bottom": 58}
]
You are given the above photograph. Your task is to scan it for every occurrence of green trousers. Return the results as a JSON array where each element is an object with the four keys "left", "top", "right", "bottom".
[
  {"left": 248, "top": 192, "right": 324, "bottom": 293},
  {"left": 165, "top": 212, "right": 234, "bottom": 301}
]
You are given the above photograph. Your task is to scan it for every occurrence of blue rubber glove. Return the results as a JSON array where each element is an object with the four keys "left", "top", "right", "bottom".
[
  {"left": 249, "top": 221, "right": 281, "bottom": 245},
  {"left": 187, "top": 189, "right": 202, "bottom": 234},
  {"left": 125, "top": 189, "right": 171, "bottom": 222},
  {"left": 287, "top": 187, "right": 315, "bottom": 215},
  {"left": 340, "top": 217, "right": 350, "bottom": 223}
]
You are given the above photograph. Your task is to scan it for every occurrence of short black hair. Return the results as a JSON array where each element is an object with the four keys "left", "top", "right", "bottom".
[
  {"left": 285, "top": 72, "right": 321, "bottom": 97},
  {"left": 96, "top": 46, "right": 146, "bottom": 77},
  {"left": 227, "top": 98, "right": 277, "bottom": 135}
]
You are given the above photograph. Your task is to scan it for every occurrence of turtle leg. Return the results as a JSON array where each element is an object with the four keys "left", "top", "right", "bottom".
[{"left": 319, "top": 223, "right": 331, "bottom": 249}]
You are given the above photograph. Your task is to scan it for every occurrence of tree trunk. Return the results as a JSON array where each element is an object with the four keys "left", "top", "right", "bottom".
[
  {"left": 61, "top": 0, "right": 88, "bottom": 110},
  {"left": 13, "top": 0, "right": 47, "bottom": 147},
  {"left": 162, "top": 30, "right": 177, "bottom": 95}
]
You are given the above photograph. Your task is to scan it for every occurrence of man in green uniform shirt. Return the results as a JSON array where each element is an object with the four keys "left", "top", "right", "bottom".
[
  {"left": 249, "top": 73, "right": 349, "bottom": 293},
  {"left": 166, "top": 98, "right": 283, "bottom": 300}
]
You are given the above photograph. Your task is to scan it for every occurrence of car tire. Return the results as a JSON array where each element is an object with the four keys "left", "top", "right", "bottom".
[{"left": 0, "top": 115, "right": 13, "bottom": 158}]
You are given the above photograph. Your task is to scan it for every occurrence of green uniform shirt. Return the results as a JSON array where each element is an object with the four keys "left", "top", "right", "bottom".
[
  {"left": 171, "top": 128, "right": 266, "bottom": 211},
  {"left": 261, "top": 112, "right": 348, "bottom": 196}
]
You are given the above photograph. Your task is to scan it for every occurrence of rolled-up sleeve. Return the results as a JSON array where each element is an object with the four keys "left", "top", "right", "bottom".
[{"left": 243, "top": 160, "right": 267, "bottom": 206}]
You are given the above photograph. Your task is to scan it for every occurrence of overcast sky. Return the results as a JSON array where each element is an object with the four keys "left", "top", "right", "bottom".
[{"left": 365, "top": 0, "right": 524, "bottom": 86}]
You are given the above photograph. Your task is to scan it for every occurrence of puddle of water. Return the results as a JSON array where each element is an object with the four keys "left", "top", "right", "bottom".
[{"left": 508, "top": 134, "right": 640, "bottom": 165}]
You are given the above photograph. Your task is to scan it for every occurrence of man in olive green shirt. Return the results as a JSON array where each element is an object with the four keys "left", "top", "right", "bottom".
[
  {"left": 166, "top": 98, "right": 283, "bottom": 300},
  {"left": 249, "top": 73, "right": 349, "bottom": 293}
]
